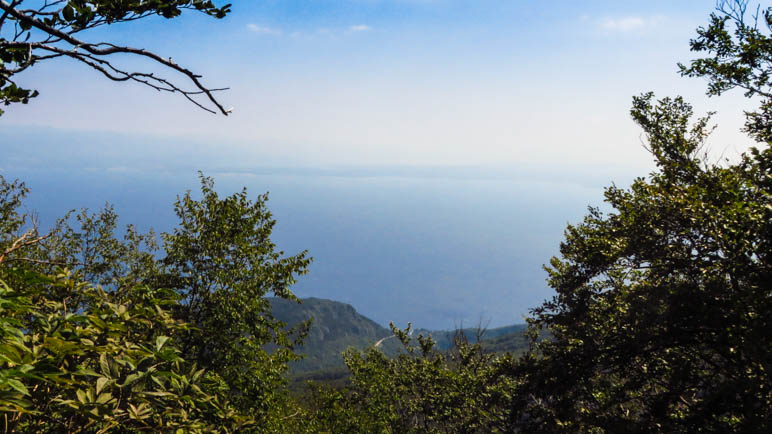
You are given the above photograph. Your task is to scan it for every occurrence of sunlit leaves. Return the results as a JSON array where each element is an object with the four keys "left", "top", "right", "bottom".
[
  {"left": 160, "top": 173, "right": 311, "bottom": 419},
  {"left": 0, "top": 269, "right": 253, "bottom": 432},
  {"left": 308, "top": 324, "right": 520, "bottom": 433}
]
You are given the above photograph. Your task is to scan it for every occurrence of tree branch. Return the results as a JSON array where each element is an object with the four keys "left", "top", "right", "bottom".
[
  {"left": 0, "top": 229, "right": 51, "bottom": 264},
  {"left": 0, "top": 0, "right": 230, "bottom": 115}
]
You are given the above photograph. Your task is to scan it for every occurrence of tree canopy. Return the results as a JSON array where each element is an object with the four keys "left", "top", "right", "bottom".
[
  {"left": 680, "top": 0, "right": 772, "bottom": 142},
  {"left": 510, "top": 93, "right": 770, "bottom": 431}
]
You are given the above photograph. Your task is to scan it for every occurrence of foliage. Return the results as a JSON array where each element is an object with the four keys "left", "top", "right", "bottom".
[
  {"left": 0, "top": 176, "right": 29, "bottom": 252},
  {"left": 0, "top": 173, "right": 311, "bottom": 431},
  {"left": 510, "top": 91, "right": 771, "bottom": 432},
  {"left": 3, "top": 1, "right": 772, "bottom": 432},
  {"left": 159, "top": 174, "right": 311, "bottom": 418},
  {"left": 303, "top": 2, "right": 772, "bottom": 431},
  {"left": 0, "top": 0, "right": 232, "bottom": 115},
  {"left": 306, "top": 324, "right": 519, "bottom": 433},
  {"left": 680, "top": 0, "right": 772, "bottom": 142},
  {"left": 503, "top": 2, "right": 772, "bottom": 430},
  {"left": 0, "top": 268, "right": 252, "bottom": 432}
]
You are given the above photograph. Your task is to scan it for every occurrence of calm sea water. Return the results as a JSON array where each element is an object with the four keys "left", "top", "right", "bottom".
[{"left": 2, "top": 128, "right": 626, "bottom": 329}]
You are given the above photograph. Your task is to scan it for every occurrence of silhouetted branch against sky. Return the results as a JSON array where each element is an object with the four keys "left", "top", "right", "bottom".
[{"left": 0, "top": 0, "right": 231, "bottom": 115}]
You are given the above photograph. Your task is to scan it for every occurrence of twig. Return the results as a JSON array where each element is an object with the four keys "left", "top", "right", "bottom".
[{"left": 0, "top": 230, "right": 51, "bottom": 264}]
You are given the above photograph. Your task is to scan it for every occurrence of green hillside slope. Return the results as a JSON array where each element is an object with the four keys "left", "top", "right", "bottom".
[
  {"left": 271, "top": 297, "right": 530, "bottom": 374},
  {"left": 270, "top": 297, "right": 393, "bottom": 373}
]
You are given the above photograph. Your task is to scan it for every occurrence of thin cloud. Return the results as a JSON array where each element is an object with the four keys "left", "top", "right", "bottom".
[
  {"left": 286, "top": 25, "right": 372, "bottom": 39},
  {"left": 601, "top": 17, "right": 646, "bottom": 31},
  {"left": 246, "top": 23, "right": 281, "bottom": 35},
  {"left": 600, "top": 15, "right": 667, "bottom": 32}
]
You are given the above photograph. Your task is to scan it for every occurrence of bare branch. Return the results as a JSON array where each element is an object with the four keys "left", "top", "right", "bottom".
[
  {"left": 0, "top": 229, "right": 51, "bottom": 264},
  {"left": 0, "top": 0, "right": 230, "bottom": 115},
  {"left": 0, "top": 0, "right": 21, "bottom": 29},
  {"left": 24, "top": 42, "right": 228, "bottom": 114}
]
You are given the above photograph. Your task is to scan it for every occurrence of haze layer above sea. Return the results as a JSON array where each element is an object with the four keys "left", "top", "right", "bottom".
[{"left": 1, "top": 127, "right": 642, "bottom": 329}]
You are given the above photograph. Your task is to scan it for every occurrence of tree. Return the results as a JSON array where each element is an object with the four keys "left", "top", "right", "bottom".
[
  {"left": 0, "top": 181, "right": 254, "bottom": 432},
  {"left": 508, "top": 93, "right": 770, "bottom": 432},
  {"left": 159, "top": 174, "right": 312, "bottom": 420},
  {"left": 506, "top": 2, "right": 772, "bottom": 428},
  {"left": 306, "top": 324, "right": 519, "bottom": 433},
  {"left": 0, "top": 0, "right": 232, "bottom": 116},
  {"left": 0, "top": 269, "right": 254, "bottom": 432},
  {"left": 680, "top": 0, "right": 772, "bottom": 142},
  {"left": 0, "top": 173, "right": 313, "bottom": 430}
]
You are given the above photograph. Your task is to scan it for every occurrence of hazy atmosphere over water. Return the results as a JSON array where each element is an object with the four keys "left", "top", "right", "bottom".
[
  {"left": 1, "top": 0, "right": 757, "bottom": 328},
  {"left": 2, "top": 128, "right": 616, "bottom": 328}
]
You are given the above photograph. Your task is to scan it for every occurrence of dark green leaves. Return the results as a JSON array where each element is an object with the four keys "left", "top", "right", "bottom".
[
  {"left": 62, "top": 5, "right": 75, "bottom": 22},
  {"left": 519, "top": 91, "right": 772, "bottom": 432},
  {"left": 0, "top": 83, "right": 39, "bottom": 115}
]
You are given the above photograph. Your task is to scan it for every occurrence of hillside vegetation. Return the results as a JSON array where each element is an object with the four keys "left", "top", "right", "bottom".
[
  {"left": 270, "top": 297, "right": 392, "bottom": 372},
  {"left": 270, "top": 297, "right": 530, "bottom": 374}
]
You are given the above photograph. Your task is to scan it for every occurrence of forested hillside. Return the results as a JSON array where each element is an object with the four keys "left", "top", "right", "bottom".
[
  {"left": 270, "top": 297, "right": 392, "bottom": 372},
  {"left": 271, "top": 296, "right": 530, "bottom": 374},
  {"left": 1, "top": 0, "right": 770, "bottom": 432}
]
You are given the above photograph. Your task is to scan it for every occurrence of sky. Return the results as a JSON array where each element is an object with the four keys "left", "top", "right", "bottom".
[
  {"left": 1, "top": 0, "right": 758, "bottom": 169},
  {"left": 0, "top": 1, "right": 765, "bottom": 328}
]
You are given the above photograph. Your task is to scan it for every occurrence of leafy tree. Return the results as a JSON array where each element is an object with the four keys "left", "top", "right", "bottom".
[
  {"left": 0, "top": 173, "right": 312, "bottom": 431},
  {"left": 491, "top": 3, "right": 772, "bottom": 431},
  {"left": 0, "top": 0, "right": 232, "bottom": 115},
  {"left": 507, "top": 9, "right": 772, "bottom": 426},
  {"left": 0, "top": 176, "right": 33, "bottom": 264},
  {"left": 510, "top": 93, "right": 769, "bottom": 432},
  {"left": 0, "top": 267, "right": 253, "bottom": 432},
  {"left": 159, "top": 174, "right": 312, "bottom": 419}
]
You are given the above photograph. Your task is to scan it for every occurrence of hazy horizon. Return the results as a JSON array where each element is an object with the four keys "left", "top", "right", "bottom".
[{"left": 3, "top": 127, "right": 624, "bottom": 329}]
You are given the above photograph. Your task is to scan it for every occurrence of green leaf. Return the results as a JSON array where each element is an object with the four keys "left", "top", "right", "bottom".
[
  {"left": 76, "top": 389, "right": 87, "bottom": 404},
  {"left": 96, "top": 377, "right": 109, "bottom": 395},
  {"left": 62, "top": 5, "right": 75, "bottom": 21},
  {"left": 99, "top": 353, "right": 110, "bottom": 376},
  {"left": 5, "top": 379, "right": 28, "bottom": 396},
  {"left": 121, "top": 373, "right": 141, "bottom": 388},
  {"left": 156, "top": 335, "right": 170, "bottom": 351}
]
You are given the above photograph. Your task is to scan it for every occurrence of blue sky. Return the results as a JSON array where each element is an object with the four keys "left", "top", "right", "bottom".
[{"left": 2, "top": 0, "right": 756, "bottom": 169}]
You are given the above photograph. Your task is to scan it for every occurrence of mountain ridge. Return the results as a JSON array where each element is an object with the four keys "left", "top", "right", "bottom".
[{"left": 270, "top": 296, "right": 529, "bottom": 374}]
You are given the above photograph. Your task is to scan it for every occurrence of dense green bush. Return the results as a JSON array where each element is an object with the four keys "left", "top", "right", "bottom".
[{"left": 0, "top": 269, "right": 252, "bottom": 432}]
